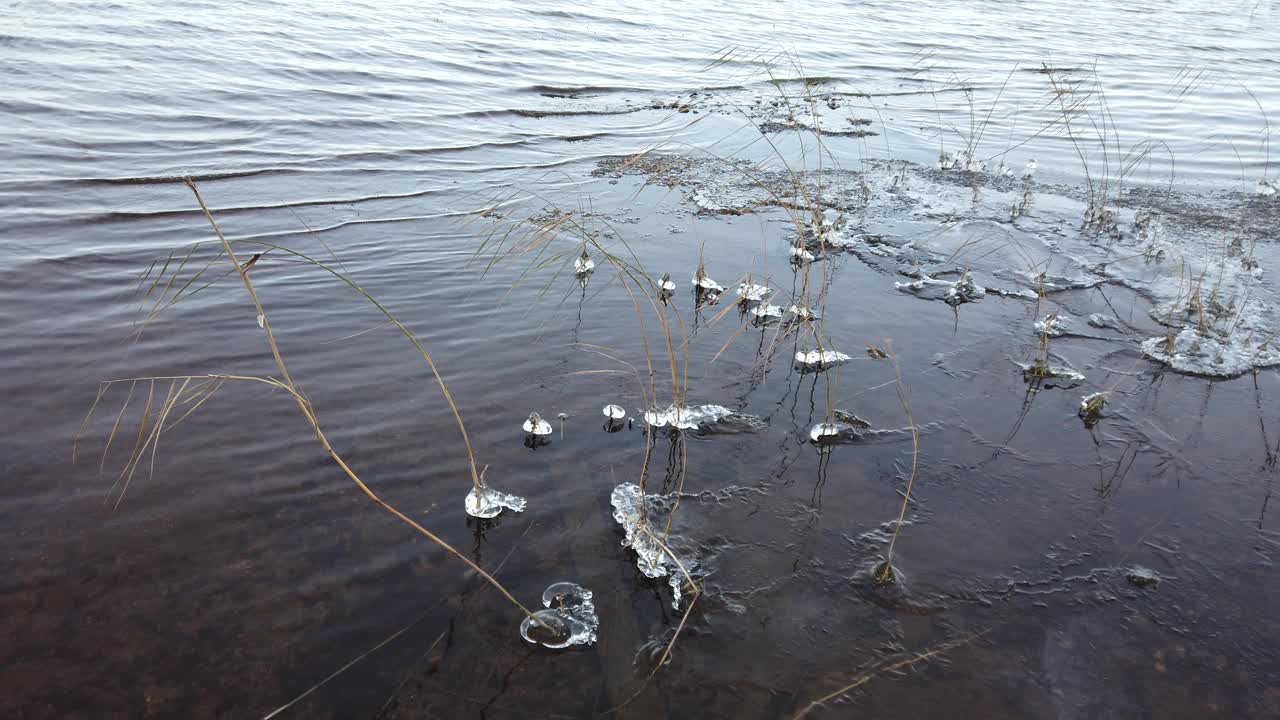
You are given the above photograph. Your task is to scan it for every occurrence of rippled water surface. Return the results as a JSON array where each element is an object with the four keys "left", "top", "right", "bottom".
[{"left": 4, "top": 1, "right": 1280, "bottom": 718}]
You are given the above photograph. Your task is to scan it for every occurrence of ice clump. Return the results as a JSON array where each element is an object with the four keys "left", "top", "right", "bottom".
[
  {"left": 520, "top": 581, "right": 598, "bottom": 649},
  {"left": 1087, "top": 313, "right": 1121, "bottom": 330},
  {"left": 523, "top": 412, "right": 553, "bottom": 435},
  {"left": 1034, "top": 314, "right": 1069, "bottom": 337},
  {"left": 809, "top": 422, "right": 858, "bottom": 444},
  {"left": 794, "top": 349, "right": 852, "bottom": 371},
  {"left": 1016, "top": 361, "right": 1086, "bottom": 388},
  {"left": 658, "top": 272, "right": 676, "bottom": 292},
  {"left": 1257, "top": 178, "right": 1277, "bottom": 196},
  {"left": 939, "top": 148, "right": 984, "bottom": 172},
  {"left": 786, "top": 304, "right": 819, "bottom": 321},
  {"left": 574, "top": 250, "right": 595, "bottom": 275},
  {"left": 643, "top": 403, "right": 734, "bottom": 430},
  {"left": 737, "top": 282, "right": 771, "bottom": 304},
  {"left": 749, "top": 303, "right": 784, "bottom": 322},
  {"left": 788, "top": 244, "right": 816, "bottom": 263},
  {"left": 895, "top": 272, "right": 986, "bottom": 306},
  {"left": 464, "top": 485, "right": 527, "bottom": 519},
  {"left": 1140, "top": 328, "right": 1280, "bottom": 378},
  {"left": 610, "top": 483, "right": 693, "bottom": 609},
  {"left": 602, "top": 404, "right": 626, "bottom": 419},
  {"left": 1022, "top": 158, "right": 1038, "bottom": 179},
  {"left": 691, "top": 267, "right": 725, "bottom": 295},
  {"left": 1079, "top": 392, "right": 1107, "bottom": 425}
]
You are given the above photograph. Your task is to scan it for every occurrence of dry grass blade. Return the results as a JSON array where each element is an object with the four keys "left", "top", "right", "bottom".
[
  {"left": 878, "top": 343, "right": 919, "bottom": 584},
  {"left": 790, "top": 633, "right": 981, "bottom": 719},
  {"left": 79, "top": 181, "right": 543, "bottom": 629},
  {"left": 182, "top": 179, "right": 537, "bottom": 620}
]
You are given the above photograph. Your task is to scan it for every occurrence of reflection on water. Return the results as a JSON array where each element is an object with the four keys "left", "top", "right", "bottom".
[{"left": 2, "top": 0, "right": 1279, "bottom": 718}]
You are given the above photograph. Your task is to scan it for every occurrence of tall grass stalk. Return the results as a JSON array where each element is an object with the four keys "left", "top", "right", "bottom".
[
  {"left": 80, "top": 180, "right": 542, "bottom": 626},
  {"left": 877, "top": 344, "right": 918, "bottom": 584}
]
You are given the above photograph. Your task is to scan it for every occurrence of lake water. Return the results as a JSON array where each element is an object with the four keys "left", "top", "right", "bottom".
[{"left": 3, "top": 1, "right": 1279, "bottom": 717}]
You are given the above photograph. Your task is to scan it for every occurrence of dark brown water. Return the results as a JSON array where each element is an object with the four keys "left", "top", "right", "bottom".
[{"left": 3, "top": 1, "right": 1280, "bottom": 718}]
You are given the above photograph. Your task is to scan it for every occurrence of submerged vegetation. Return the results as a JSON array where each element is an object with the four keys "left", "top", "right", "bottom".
[{"left": 70, "top": 46, "right": 1280, "bottom": 717}]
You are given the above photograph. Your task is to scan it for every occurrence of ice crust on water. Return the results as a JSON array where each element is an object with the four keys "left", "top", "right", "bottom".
[
  {"left": 1140, "top": 328, "right": 1280, "bottom": 377},
  {"left": 642, "top": 403, "right": 734, "bottom": 430},
  {"left": 464, "top": 485, "right": 527, "bottom": 519},
  {"left": 610, "top": 483, "right": 692, "bottom": 610},
  {"left": 602, "top": 404, "right": 626, "bottom": 419},
  {"left": 523, "top": 412, "right": 553, "bottom": 435},
  {"left": 520, "top": 581, "right": 598, "bottom": 649},
  {"left": 600, "top": 152, "right": 1280, "bottom": 376},
  {"left": 794, "top": 349, "right": 852, "bottom": 370}
]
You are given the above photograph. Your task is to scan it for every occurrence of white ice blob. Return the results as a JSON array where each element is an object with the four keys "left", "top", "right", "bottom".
[
  {"left": 603, "top": 404, "right": 626, "bottom": 419},
  {"left": 895, "top": 272, "right": 986, "bottom": 306},
  {"left": 788, "top": 245, "right": 816, "bottom": 262},
  {"left": 464, "top": 485, "right": 527, "bottom": 518},
  {"left": 737, "top": 282, "right": 771, "bottom": 303},
  {"left": 692, "top": 273, "right": 725, "bottom": 293},
  {"left": 1034, "top": 314, "right": 1069, "bottom": 337},
  {"left": 658, "top": 272, "right": 676, "bottom": 292},
  {"left": 794, "top": 349, "right": 852, "bottom": 370},
  {"left": 574, "top": 252, "right": 596, "bottom": 275},
  {"left": 1016, "top": 361, "right": 1086, "bottom": 386},
  {"left": 749, "top": 303, "right": 784, "bottom": 321},
  {"left": 786, "top": 304, "right": 820, "bottom": 321},
  {"left": 643, "top": 403, "right": 734, "bottom": 430},
  {"left": 523, "top": 412, "right": 553, "bottom": 435},
  {"left": 810, "top": 421, "right": 855, "bottom": 443},
  {"left": 1079, "top": 392, "right": 1107, "bottom": 417},
  {"left": 1023, "top": 158, "right": 1038, "bottom": 179}
]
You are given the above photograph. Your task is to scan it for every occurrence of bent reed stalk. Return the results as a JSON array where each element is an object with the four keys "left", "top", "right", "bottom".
[
  {"left": 183, "top": 180, "right": 537, "bottom": 620},
  {"left": 80, "top": 179, "right": 541, "bottom": 625}
]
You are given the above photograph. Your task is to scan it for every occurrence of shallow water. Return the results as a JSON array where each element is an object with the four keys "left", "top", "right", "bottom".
[{"left": 3, "top": 1, "right": 1280, "bottom": 718}]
